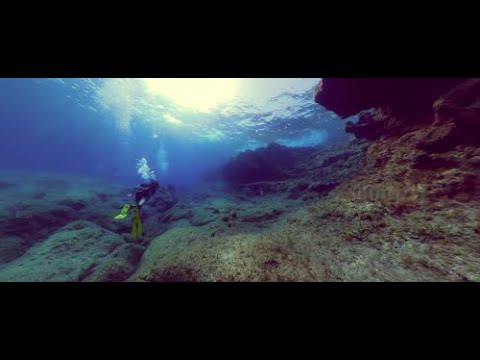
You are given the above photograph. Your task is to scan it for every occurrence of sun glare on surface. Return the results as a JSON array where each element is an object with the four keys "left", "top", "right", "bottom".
[
  {"left": 143, "top": 78, "right": 239, "bottom": 112},
  {"left": 164, "top": 114, "right": 182, "bottom": 124}
]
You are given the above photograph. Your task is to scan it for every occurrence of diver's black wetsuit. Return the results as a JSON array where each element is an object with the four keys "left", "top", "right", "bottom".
[{"left": 134, "top": 179, "right": 159, "bottom": 207}]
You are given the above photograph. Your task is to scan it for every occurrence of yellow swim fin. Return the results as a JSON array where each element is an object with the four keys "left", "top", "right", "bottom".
[
  {"left": 114, "top": 204, "right": 131, "bottom": 220},
  {"left": 131, "top": 207, "right": 143, "bottom": 239}
]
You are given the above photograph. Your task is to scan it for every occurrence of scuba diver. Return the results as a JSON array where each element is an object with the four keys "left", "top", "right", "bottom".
[
  {"left": 134, "top": 179, "right": 160, "bottom": 207},
  {"left": 114, "top": 158, "right": 160, "bottom": 239},
  {"left": 114, "top": 179, "right": 159, "bottom": 239}
]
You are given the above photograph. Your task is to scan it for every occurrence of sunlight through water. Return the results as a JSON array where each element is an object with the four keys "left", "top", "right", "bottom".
[{"left": 143, "top": 78, "right": 239, "bottom": 112}]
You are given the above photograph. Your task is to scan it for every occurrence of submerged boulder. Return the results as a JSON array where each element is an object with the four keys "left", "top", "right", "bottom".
[
  {"left": 149, "top": 186, "right": 178, "bottom": 212},
  {"left": 287, "top": 182, "right": 310, "bottom": 199},
  {"left": 417, "top": 78, "right": 480, "bottom": 153},
  {"left": 309, "top": 182, "right": 338, "bottom": 195},
  {"left": 0, "top": 204, "right": 76, "bottom": 247},
  {"left": 345, "top": 108, "right": 401, "bottom": 141},
  {"left": 427, "top": 169, "right": 476, "bottom": 201},
  {"left": 240, "top": 181, "right": 289, "bottom": 197},
  {"left": 223, "top": 143, "right": 296, "bottom": 186},
  {"left": 82, "top": 243, "right": 145, "bottom": 282},
  {"left": 58, "top": 199, "right": 88, "bottom": 211},
  {"left": 0, "top": 221, "right": 125, "bottom": 282},
  {"left": 0, "top": 236, "right": 28, "bottom": 265},
  {"left": 412, "top": 152, "right": 460, "bottom": 170}
]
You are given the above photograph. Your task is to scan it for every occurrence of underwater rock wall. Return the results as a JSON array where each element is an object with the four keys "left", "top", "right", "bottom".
[
  {"left": 221, "top": 141, "right": 367, "bottom": 198},
  {"left": 222, "top": 143, "right": 297, "bottom": 186},
  {"left": 314, "top": 78, "right": 480, "bottom": 211}
]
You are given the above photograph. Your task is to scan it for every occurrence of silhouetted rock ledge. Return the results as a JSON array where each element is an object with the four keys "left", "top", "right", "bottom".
[
  {"left": 314, "top": 78, "right": 467, "bottom": 119},
  {"left": 314, "top": 78, "right": 480, "bottom": 212}
]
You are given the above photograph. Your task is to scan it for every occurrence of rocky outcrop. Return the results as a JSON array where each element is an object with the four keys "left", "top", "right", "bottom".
[
  {"left": 149, "top": 186, "right": 178, "bottom": 212},
  {"left": 316, "top": 78, "right": 479, "bottom": 147},
  {"left": 426, "top": 169, "right": 476, "bottom": 201},
  {"left": 82, "top": 243, "right": 145, "bottom": 282},
  {"left": 0, "top": 204, "right": 76, "bottom": 250},
  {"left": 241, "top": 209, "right": 284, "bottom": 223},
  {"left": 309, "top": 182, "right": 338, "bottom": 194},
  {"left": 0, "top": 221, "right": 126, "bottom": 282},
  {"left": 314, "top": 78, "right": 467, "bottom": 119},
  {"left": 416, "top": 78, "right": 480, "bottom": 153},
  {"left": 286, "top": 181, "right": 338, "bottom": 199},
  {"left": 0, "top": 236, "right": 28, "bottom": 265},
  {"left": 239, "top": 181, "right": 290, "bottom": 197},
  {"left": 314, "top": 78, "right": 480, "bottom": 210},
  {"left": 58, "top": 199, "right": 88, "bottom": 210},
  {"left": 223, "top": 141, "right": 367, "bottom": 200},
  {"left": 222, "top": 143, "right": 296, "bottom": 186},
  {"left": 345, "top": 108, "right": 400, "bottom": 141}
]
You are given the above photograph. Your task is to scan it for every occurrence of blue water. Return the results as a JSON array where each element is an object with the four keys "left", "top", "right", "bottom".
[{"left": 0, "top": 78, "right": 354, "bottom": 188}]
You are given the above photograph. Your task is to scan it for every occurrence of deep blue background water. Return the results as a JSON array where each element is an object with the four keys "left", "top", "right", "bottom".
[{"left": 0, "top": 78, "right": 353, "bottom": 189}]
